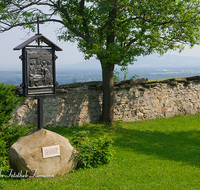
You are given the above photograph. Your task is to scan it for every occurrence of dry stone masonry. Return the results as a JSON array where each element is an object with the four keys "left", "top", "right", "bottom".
[{"left": 12, "top": 76, "right": 200, "bottom": 127}]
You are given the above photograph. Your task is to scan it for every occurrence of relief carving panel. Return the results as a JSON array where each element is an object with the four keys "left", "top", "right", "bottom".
[{"left": 26, "top": 49, "right": 54, "bottom": 95}]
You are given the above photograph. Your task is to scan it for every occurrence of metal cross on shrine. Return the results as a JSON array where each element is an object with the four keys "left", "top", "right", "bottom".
[{"left": 14, "top": 17, "right": 63, "bottom": 130}]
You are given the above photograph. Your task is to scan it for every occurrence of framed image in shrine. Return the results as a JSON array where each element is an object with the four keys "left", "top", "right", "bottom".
[
  {"left": 14, "top": 34, "right": 62, "bottom": 97},
  {"left": 26, "top": 48, "right": 55, "bottom": 96}
]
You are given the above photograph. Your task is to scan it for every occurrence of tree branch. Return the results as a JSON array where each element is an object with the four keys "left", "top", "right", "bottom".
[
  {"left": 100, "top": 15, "right": 116, "bottom": 43},
  {"left": 125, "top": 38, "right": 138, "bottom": 48},
  {"left": 117, "top": 16, "right": 141, "bottom": 27},
  {"left": 79, "top": 0, "right": 93, "bottom": 43},
  {"left": 0, "top": 19, "right": 63, "bottom": 32},
  {"left": 0, "top": 0, "right": 87, "bottom": 40}
]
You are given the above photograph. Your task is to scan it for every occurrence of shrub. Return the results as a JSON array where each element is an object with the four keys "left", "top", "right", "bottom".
[
  {"left": 0, "top": 123, "right": 35, "bottom": 167},
  {"left": 0, "top": 123, "right": 35, "bottom": 150},
  {"left": 0, "top": 83, "right": 23, "bottom": 126},
  {"left": 72, "top": 131, "right": 114, "bottom": 169},
  {"left": 0, "top": 82, "right": 26, "bottom": 167},
  {"left": 0, "top": 137, "right": 8, "bottom": 167}
]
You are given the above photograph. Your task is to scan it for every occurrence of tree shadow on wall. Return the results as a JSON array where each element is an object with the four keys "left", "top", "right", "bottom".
[
  {"left": 112, "top": 123, "right": 200, "bottom": 167},
  {"left": 12, "top": 91, "right": 101, "bottom": 127},
  {"left": 86, "top": 89, "right": 102, "bottom": 124},
  {"left": 43, "top": 87, "right": 102, "bottom": 127}
]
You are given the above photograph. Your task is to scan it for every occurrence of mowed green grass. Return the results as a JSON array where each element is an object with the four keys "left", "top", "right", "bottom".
[{"left": 2, "top": 114, "right": 200, "bottom": 190}]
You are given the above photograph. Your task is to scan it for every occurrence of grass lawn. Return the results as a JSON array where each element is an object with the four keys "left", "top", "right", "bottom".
[{"left": 1, "top": 114, "right": 200, "bottom": 190}]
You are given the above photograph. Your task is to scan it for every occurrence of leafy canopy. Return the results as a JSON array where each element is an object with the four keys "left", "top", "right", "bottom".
[{"left": 1, "top": 0, "right": 200, "bottom": 67}]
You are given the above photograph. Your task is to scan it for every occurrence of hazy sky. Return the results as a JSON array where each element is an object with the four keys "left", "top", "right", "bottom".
[
  {"left": 1, "top": 22, "right": 200, "bottom": 70},
  {"left": 0, "top": 23, "right": 85, "bottom": 68}
]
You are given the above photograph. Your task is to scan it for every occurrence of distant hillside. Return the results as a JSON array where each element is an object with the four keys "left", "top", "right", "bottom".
[
  {"left": 1, "top": 54, "right": 200, "bottom": 71},
  {"left": 58, "top": 59, "right": 101, "bottom": 70},
  {"left": 132, "top": 54, "right": 200, "bottom": 68},
  {"left": 57, "top": 54, "right": 200, "bottom": 71}
]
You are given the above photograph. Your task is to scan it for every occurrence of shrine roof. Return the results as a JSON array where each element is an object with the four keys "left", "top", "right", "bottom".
[{"left": 13, "top": 34, "right": 62, "bottom": 51}]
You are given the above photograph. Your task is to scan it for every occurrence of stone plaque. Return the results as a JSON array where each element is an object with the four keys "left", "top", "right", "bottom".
[{"left": 42, "top": 145, "right": 60, "bottom": 158}]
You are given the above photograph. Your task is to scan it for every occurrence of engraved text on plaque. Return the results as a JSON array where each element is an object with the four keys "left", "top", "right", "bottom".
[{"left": 42, "top": 145, "right": 60, "bottom": 158}]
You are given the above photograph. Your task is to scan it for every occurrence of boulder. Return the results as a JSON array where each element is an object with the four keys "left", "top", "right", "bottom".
[{"left": 9, "top": 128, "right": 77, "bottom": 178}]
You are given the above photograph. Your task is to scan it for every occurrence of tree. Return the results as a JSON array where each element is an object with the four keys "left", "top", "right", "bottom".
[{"left": 1, "top": 0, "right": 200, "bottom": 123}]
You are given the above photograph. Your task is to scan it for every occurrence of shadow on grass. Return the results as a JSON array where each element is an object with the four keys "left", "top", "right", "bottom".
[
  {"left": 112, "top": 125, "right": 200, "bottom": 167},
  {"left": 45, "top": 121, "right": 200, "bottom": 167},
  {"left": 44, "top": 123, "right": 111, "bottom": 139}
]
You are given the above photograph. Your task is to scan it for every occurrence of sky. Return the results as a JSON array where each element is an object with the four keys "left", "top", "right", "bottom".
[
  {"left": 0, "top": 23, "right": 85, "bottom": 69},
  {"left": 1, "top": 21, "right": 200, "bottom": 70}
]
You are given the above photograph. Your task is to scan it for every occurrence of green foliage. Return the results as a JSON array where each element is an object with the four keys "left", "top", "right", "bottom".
[
  {"left": 130, "top": 74, "right": 139, "bottom": 80},
  {"left": 113, "top": 67, "right": 139, "bottom": 81},
  {"left": 0, "top": 83, "right": 23, "bottom": 126},
  {"left": 0, "top": 137, "right": 8, "bottom": 167},
  {"left": 72, "top": 131, "right": 114, "bottom": 169},
  {"left": 2, "top": 115, "right": 200, "bottom": 189},
  {"left": 0, "top": 82, "right": 34, "bottom": 167},
  {"left": 2, "top": 1, "right": 200, "bottom": 123},
  {"left": 123, "top": 68, "right": 129, "bottom": 81},
  {"left": 0, "top": 82, "right": 29, "bottom": 167},
  {"left": 1, "top": 1, "right": 200, "bottom": 66},
  {"left": 122, "top": 67, "right": 139, "bottom": 81},
  {"left": 113, "top": 68, "right": 120, "bottom": 82},
  {"left": 147, "top": 84, "right": 151, "bottom": 89},
  {"left": 0, "top": 123, "right": 35, "bottom": 167},
  {"left": 0, "top": 123, "right": 35, "bottom": 150},
  {"left": 0, "top": 179, "right": 6, "bottom": 189}
]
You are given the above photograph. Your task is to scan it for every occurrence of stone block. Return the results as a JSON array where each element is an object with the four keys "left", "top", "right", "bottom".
[
  {"left": 9, "top": 128, "right": 77, "bottom": 177},
  {"left": 162, "top": 107, "right": 167, "bottom": 113},
  {"left": 167, "top": 107, "right": 173, "bottom": 112},
  {"left": 165, "top": 112, "right": 175, "bottom": 118},
  {"left": 123, "top": 111, "right": 131, "bottom": 116},
  {"left": 143, "top": 109, "right": 152, "bottom": 114},
  {"left": 137, "top": 112, "right": 144, "bottom": 117}
]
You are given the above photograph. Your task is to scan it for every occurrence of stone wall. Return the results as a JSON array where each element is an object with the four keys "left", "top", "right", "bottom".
[{"left": 12, "top": 76, "right": 200, "bottom": 127}]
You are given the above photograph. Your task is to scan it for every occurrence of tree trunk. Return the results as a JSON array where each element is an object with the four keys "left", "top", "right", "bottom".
[
  {"left": 100, "top": 2, "right": 116, "bottom": 123},
  {"left": 101, "top": 62, "right": 115, "bottom": 123}
]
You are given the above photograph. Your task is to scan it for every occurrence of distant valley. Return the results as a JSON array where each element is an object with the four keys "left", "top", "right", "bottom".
[
  {"left": 1, "top": 67, "right": 200, "bottom": 86},
  {"left": 1, "top": 54, "right": 200, "bottom": 86}
]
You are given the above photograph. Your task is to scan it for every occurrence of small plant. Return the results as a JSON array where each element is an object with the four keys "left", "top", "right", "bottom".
[
  {"left": 113, "top": 67, "right": 139, "bottom": 81},
  {"left": 147, "top": 84, "right": 151, "bottom": 89},
  {"left": 130, "top": 74, "right": 139, "bottom": 80},
  {"left": 113, "top": 68, "right": 120, "bottom": 82},
  {"left": 72, "top": 131, "right": 114, "bottom": 169}
]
